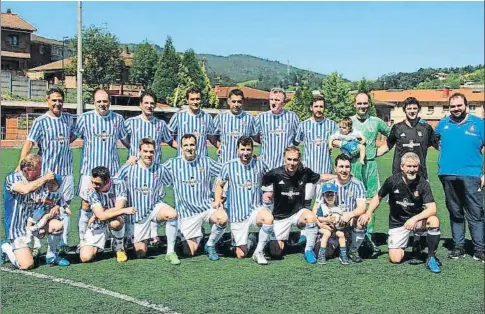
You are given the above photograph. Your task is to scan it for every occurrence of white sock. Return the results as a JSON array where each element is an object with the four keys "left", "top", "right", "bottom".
[
  {"left": 165, "top": 218, "right": 178, "bottom": 254},
  {"left": 33, "top": 236, "right": 41, "bottom": 250},
  {"left": 78, "top": 210, "right": 92, "bottom": 241},
  {"left": 110, "top": 224, "right": 125, "bottom": 251},
  {"left": 255, "top": 224, "right": 273, "bottom": 254},
  {"left": 304, "top": 223, "right": 318, "bottom": 252},
  {"left": 150, "top": 221, "right": 159, "bottom": 239},
  {"left": 61, "top": 211, "right": 70, "bottom": 246},
  {"left": 351, "top": 228, "right": 366, "bottom": 251},
  {"left": 1, "top": 242, "right": 19, "bottom": 268},
  {"left": 207, "top": 224, "right": 226, "bottom": 247},
  {"left": 300, "top": 229, "right": 307, "bottom": 238},
  {"left": 46, "top": 232, "right": 61, "bottom": 259}
]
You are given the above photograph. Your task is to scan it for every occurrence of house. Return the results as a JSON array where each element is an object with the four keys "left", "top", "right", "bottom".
[
  {"left": 372, "top": 88, "right": 485, "bottom": 128},
  {"left": 29, "top": 34, "right": 73, "bottom": 68},
  {"left": 1, "top": 9, "right": 37, "bottom": 72}
]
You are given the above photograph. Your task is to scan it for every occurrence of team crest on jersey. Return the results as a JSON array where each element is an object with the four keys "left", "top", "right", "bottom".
[
  {"left": 242, "top": 121, "right": 248, "bottom": 127},
  {"left": 193, "top": 130, "right": 200, "bottom": 138},
  {"left": 113, "top": 123, "right": 118, "bottom": 129},
  {"left": 417, "top": 131, "right": 422, "bottom": 137},
  {"left": 470, "top": 125, "right": 476, "bottom": 132},
  {"left": 156, "top": 126, "right": 161, "bottom": 132},
  {"left": 199, "top": 167, "right": 204, "bottom": 173},
  {"left": 58, "top": 133, "right": 66, "bottom": 144},
  {"left": 347, "top": 191, "right": 353, "bottom": 197},
  {"left": 154, "top": 173, "right": 159, "bottom": 180}
]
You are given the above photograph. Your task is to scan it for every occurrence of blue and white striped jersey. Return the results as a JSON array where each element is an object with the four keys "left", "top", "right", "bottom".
[
  {"left": 116, "top": 163, "right": 170, "bottom": 223},
  {"left": 162, "top": 156, "right": 222, "bottom": 219},
  {"left": 295, "top": 118, "right": 338, "bottom": 174},
  {"left": 212, "top": 111, "right": 256, "bottom": 163},
  {"left": 27, "top": 112, "right": 75, "bottom": 175},
  {"left": 34, "top": 187, "right": 62, "bottom": 212},
  {"left": 124, "top": 115, "right": 172, "bottom": 164},
  {"left": 317, "top": 177, "right": 366, "bottom": 212},
  {"left": 74, "top": 111, "right": 128, "bottom": 175},
  {"left": 86, "top": 178, "right": 127, "bottom": 229},
  {"left": 254, "top": 110, "right": 299, "bottom": 170},
  {"left": 3, "top": 171, "right": 38, "bottom": 239},
  {"left": 218, "top": 158, "right": 269, "bottom": 223},
  {"left": 168, "top": 109, "right": 214, "bottom": 157}
]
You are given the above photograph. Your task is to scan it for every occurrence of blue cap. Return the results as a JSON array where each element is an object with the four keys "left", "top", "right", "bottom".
[
  {"left": 321, "top": 182, "right": 338, "bottom": 194},
  {"left": 53, "top": 174, "right": 63, "bottom": 186}
]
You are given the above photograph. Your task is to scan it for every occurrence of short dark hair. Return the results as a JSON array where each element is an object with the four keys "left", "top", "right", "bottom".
[
  {"left": 339, "top": 117, "right": 353, "bottom": 129},
  {"left": 186, "top": 88, "right": 201, "bottom": 99},
  {"left": 91, "top": 166, "right": 110, "bottom": 183},
  {"left": 228, "top": 89, "right": 245, "bottom": 100},
  {"left": 140, "top": 90, "right": 157, "bottom": 104},
  {"left": 449, "top": 92, "right": 468, "bottom": 106},
  {"left": 138, "top": 137, "right": 156, "bottom": 151},
  {"left": 46, "top": 87, "right": 65, "bottom": 99},
  {"left": 402, "top": 97, "right": 421, "bottom": 110},
  {"left": 312, "top": 95, "right": 325, "bottom": 104},
  {"left": 237, "top": 136, "right": 253, "bottom": 149},
  {"left": 335, "top": 153, "right": 351, "bottom": 166},
  {"left": 181, "top": 133, "right": 197, "bottom": 145}
]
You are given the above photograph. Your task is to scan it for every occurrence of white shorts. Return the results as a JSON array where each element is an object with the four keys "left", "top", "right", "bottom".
[
  {"left": 272, "top": 208, "right": 308, "bottom": 241},
  {"left": 388, "top": 226, "right": 427, "bottom": 249},
  {"left": 132, "top": 204, "right": 163, "bottom": 244},
  {"left": 60, "top": 174, "right": 74, "bottom": 205},
  {"left": 80, "top": 224, "right": 107, "bottom": 250},
  {"left": 11, "top": 235, "right": 34, "bottom": 250},
  {"left": 230, "top": 207, "right": 263, "bottom": 246},
  {"left": 78, "top": 175, "right": 92, "bottom": 201},
  {"left": 179, "top": 208, "right": 217, "bottom": 240}
]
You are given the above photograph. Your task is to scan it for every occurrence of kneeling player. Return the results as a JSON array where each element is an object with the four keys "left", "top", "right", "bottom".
[
  {"left": 214, "top": 136, "right": 274, "bottom": 265},
  {"left": 312, "top": 182, "right": 349, "bottom": 265},
  {"left": 359, "top": 152, "right": 442, "bottom": 273},
  {"left": 79, "top": 166, "right": 136, "bottom": 263}
]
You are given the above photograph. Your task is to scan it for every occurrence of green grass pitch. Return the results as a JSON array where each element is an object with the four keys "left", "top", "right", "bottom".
[{"left": 1, "top": 147, "right": 484, "bottom": 314}]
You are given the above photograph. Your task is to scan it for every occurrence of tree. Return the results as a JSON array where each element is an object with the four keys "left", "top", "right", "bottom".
[
  {"left": 130, "top": 41, "right": 159, "bottom": 89},
  {"left": 181, "top": 49, "right": 205, "bottom": 92},
  {"left": 322, "top": 72, "right": 354, "bottom": 122},
  {"left": 167, "top": 63, "right": 195, "bottom": 107},
  {"left": 285, "top": 84, "right": 313, "bottom": 120},
  {"left": 201, "top": 63, "right": 219, "bottom": 108},
  {"left": 152, "top": 37, "right": 181, "bottom": 102},
  {"left": 357, "top": 78, "right": 377, "bottom": 116},
  {"left": 70, "top": 26, "right": 123, "bottom": 90}
]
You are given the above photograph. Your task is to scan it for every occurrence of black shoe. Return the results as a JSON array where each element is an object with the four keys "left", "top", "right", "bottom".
[
  {"left": 349, "top": 249, "right": 363, "bottom": 263},
  {"left": 448, "top": 247, "right": 466, "bottom": 259},
  {"left": 473, "top": 251, "right": 485, "bottom": 263}
]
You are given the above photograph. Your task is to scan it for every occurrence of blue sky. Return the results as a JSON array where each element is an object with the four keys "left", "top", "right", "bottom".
[{"left": 4, "top": 1, "right": 484, "bottom": 80}]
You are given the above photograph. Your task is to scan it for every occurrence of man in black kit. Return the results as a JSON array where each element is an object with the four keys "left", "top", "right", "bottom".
[
  {"left": 262, "top": 146, "right": 335, "bottom": 264},
  {"left": 377, "top": 97, "right": 439, "bottom": 179},
  {"left": 358, "top": 152, "right": 442, "bottom": 273}
]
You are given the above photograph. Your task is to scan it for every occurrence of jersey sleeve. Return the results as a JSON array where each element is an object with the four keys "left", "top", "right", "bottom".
[
  {"left": 160, "top": 163, "right": 173, "bottom": 186},
  {"left": 291, "top": 112, "right": 300, "bottom": 136},
  {"left": 124, "top": 119, "right": 132, "bottom": 137},
  {"left": 307, "top": 168, "right": 321, "bottom": 184},
  {"left": 27, "top": 118, "right": 42, "bottom": 144},
  {"left": 117, "top": 117, "right": 128, "bottom": 141},
  {"left": 378, "top": 118, "right": 391, "bottom": 137},
  {"left": 212, "top": 114, "right": 221, "bottom": 136},
  {"left": 355, "top": 181, "right": 366, "bottom": 200},
  {"left": 261, "top": 170, "right": 275, "bottom": 191},
  {"left": 209, "top": 159, "right": 222, "bottom": 177},
  {"left": 377, "top": 177, "right": 392, "bottom": 198},
  {"left": 114, "top": 178, "right": 127, "bottom": 201},
  {"left": 218, "top": 163, "right": 230, "bottom": 183},
  {"left": 427, "top": 125, "right": 440, "bottom": 149},
  {"left": 249, "top": 115, "right": 258, "bottom": 137},
  {"left": 207, "top": 114, "right": 216, "bottom": 135},
  {"left": 295, "top": 122, "right": 304, "bottom": 143},
  {"left": 421, "top": 181, "right": 435, "bottom": 204},
  {"left": 160, "top": 122, "right": 173, "bottom": 143},
  {"left": 87, "top": 190, "right": 102, "bottom": 207},
  {"left": 386, "top": 125, "right": 398, "bottom": 149},
  {"left": 73, "top": 115, "right": 85, "bottom": 139},
  {"left": 254, "top": 114, "right": 262, "bottom": 135},
  {"left": 168, "top": 112, "right": 178, "bottom": 134},
  {"left": 4, "top": 173, "right": 16, "bottom": 194}
]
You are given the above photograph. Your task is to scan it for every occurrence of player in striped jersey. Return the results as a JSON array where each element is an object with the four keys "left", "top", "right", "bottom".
[
  {"left": 212, "top": 89, "right": 257, "bottom": 163},
  {"left": 3, "top": 154, "right": 68, "bottom": 269},
  {"left": 124, "top": 90, "right": 176, "bottom": 246},
  {"left": 254, "top": 88, "right": 300, "bottom": 170},
  {"left": 168, "top": 88, "right": 214, "bottom": 157},
  {"left": 213, "top": 136, "right": 274, "bottom": 265},
  {"left": 315, "top": 154, "right": 368, "bottom": 263},
  {"left": 16, "top": 87, "right": 76, "bottom": 251},
  {"left": 79, "top": 166, "right": 136, "bottom": 263},
  {"left": 117, "top": 138, "right": 180, "bottom": 264},
  {"left": 74, "top": 89, "right": 130, "bottom": 246},
  {"left": 162, "top": 134, "right": 228, "bottom": 261}
]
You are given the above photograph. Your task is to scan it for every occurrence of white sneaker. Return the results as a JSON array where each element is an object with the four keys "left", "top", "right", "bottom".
[{"left": 252, "top": 251, "right": 268, "bottom": 265}]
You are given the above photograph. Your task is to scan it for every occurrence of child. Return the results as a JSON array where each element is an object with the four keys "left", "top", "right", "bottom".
[
  {"left": 330, "top": 117, "right": 367, "bottom": 165},
  {"left": 312, "top": 182, "right": 349, "bottom": 265}
]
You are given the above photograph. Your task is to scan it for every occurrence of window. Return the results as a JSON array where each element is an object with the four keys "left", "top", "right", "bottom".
[
  {"left": 427, "top": 106, "right": 434, "bottom": 114},
  {"left": 39, "top": 45, "right": 45, "bottom": 54},
  {"left": 8, "top": 35, "right": 19, "bottom": 47},
  {"left": 469, "top": 105, "right": 476, "bottom": 112}
]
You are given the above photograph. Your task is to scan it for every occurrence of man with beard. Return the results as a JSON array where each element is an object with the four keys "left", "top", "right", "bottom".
[
  {"left": 254, "top": 88, "right": 300, "bottom": 170},
  {"left": 377, "top": 97, "right": 439, "bottom": 179},
  {"left": 359, "top": 152, "right": 442, "bottom": 273},
  {"left": 435, "top": 92, "right": 484, "bottom": 262},
  {"left": 168, "top": 88, "right": 214, "bottom": 157},
  {"left": 261, "top": 146, "right": 335, "bottom": 264}
]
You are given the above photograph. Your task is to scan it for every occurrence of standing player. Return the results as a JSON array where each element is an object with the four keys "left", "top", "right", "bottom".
[
  {"left": 168, "top": 88, "right": 214, "bottom": 157},
  {"left": 16, "top": 87, "right": 75, "bottom": 251},
  {"left": 79, "top": 166, "right": 136, "bottom": 263},
  {"left": 3, "top": 154, "right": 68, "bottom": 269},
  {"left": 213, "top": 136, "right": 274, "bottom": 265},
  {"left": 73, "top": 89, "right": 129, "bottom": 245},
  {"left": 261, "top": 146, "right": 335, "bottom": 264},
  {"left": 124, "top": 90, "right": 176, "bottom": 246},
  {"left": 162, "top": 134, "right": 228, "bottom": 261},
  {"left": 377, "top": 97, "right": 439, "bottom": 179},
  {"left": 254, "top": 88, "right": 300, "bottom": 170},
  {"left": 359, "top": 152, "right": 442, "bottom": 273},
  {"left": 117, "top": 138, "right": 180, "bottom": 264}
]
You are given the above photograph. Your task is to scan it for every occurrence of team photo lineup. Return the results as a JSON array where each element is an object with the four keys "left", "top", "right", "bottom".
[{"left": 2, "top": 85, "right": 485, "bottom": 275}]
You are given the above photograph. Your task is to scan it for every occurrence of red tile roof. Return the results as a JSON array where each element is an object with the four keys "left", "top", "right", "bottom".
[
  {"left": 1, "top": 51, "right": 30, "bottom": 59},
  {"left": 1, "top": 12, "right": 37, "bottom": 32},
  {"left": 372, "top": 89, "right": 484, "bottom": 103},
  {"left": 214, "top": 86, "right": 270, "bottom": 100}
]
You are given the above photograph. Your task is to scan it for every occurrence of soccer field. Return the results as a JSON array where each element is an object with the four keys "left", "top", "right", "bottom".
[{"left": 1, "top": 147, "right": 484, "bottom": 314}]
